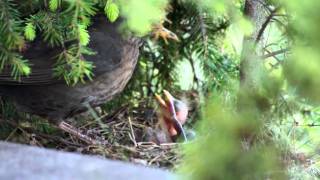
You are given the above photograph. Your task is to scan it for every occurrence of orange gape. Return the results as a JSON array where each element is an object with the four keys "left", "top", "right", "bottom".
[
  {"left": 164, "top": 117, "right": 178, "bottom": 136},
  {"left": 164, "top": 109, "right": 188, "bottom": 136}
]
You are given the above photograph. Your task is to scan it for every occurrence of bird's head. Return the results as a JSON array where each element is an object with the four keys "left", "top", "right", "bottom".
[{"left": 155, "top": 90, "right": 188, "bottom": 139}]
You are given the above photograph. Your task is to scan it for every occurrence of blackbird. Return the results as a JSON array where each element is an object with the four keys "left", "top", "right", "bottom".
[{"left": 0, "top": 15, "right": 141, "bottom": 144}]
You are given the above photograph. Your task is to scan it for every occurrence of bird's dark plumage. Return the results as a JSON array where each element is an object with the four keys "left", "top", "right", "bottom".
[{"left": 0, "top": 15, "right": 141, "bottom": 124}]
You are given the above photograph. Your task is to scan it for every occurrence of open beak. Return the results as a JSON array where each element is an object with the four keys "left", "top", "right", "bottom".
[
  {"left": 155, "top": 90, "right": 174, "bottom": 111},
  {"left": 168, "top": 32, "right": 180, "bottom": 42},
  {"left": 155, "top": 90, "right": 174, "bottom": 108},
  {"left": 162, "top": 90, "right": 175, "bottom": 115},
  {"left": 155, "top": 94, "right": 166, "bottom": 107},
  {"left": 155, "top": 90, "right": 188, "bottom": 142}
]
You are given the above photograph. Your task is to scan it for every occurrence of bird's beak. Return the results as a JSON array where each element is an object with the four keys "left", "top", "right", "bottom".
[
  {"left": 168, "top": 33, "right": 180, "bottom": 42},
  {"left": 155, "top": 90, "right": 174, "bottom": 109},
  {"left": 155, "top": 94, "right": 166, "bottom": 108},
  {"left": 163, "top": 89, "right": 175, "bottom": 110},
  {"left": 155, "top": 90, "right": 188, "bottom": 142}
]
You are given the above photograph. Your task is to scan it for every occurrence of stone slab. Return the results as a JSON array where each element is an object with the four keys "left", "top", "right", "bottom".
[{"left": 0, "top": 141, "right": 176, "bottom": 180}]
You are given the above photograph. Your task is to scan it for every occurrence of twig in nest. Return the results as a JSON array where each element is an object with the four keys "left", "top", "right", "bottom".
[
  {"left": 85, "top": 103, "right": 109, "bottom": 131},
  {"left": 148, "top": 153, "right": 163, "bottom": 165},
  {"left": 128, "top": 116, "right": 137, "bottom": 147},
  {"left": 137, "top": 142, "right": 159, "bottom": 147},
  {"left": 5, "top": 127, "right": 18, "bottom": 141},
  {"left": 102, "top": 104, "right": 129, "bottom": 122}
]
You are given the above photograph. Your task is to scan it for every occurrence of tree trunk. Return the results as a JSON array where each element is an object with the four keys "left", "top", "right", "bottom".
[{"left": 239, "top": 0, "right": 267, "bottom": 90}]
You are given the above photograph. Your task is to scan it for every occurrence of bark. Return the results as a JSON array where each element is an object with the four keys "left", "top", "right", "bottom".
[
  {"left": 239, "top": 0, "right": 267, "bottom": 90},
  {"left": 237, "top": 0, "right": 269, "bottom": 148}
]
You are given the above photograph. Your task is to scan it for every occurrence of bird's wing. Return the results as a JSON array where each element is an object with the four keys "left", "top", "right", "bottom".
[
  {"left": 0, "top": 40, "right": 62, "bottom": 85},
  {"left": 0, "top": 68, "right": 58, "bottom": 85}
]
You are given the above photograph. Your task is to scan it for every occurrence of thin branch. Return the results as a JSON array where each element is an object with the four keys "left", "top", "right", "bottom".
[
  {"left": 127, "top": 116, "right": 137, "bottom": 147},
  {"left": 295, "top": 123, "right": 320, "bottom": 127},
  {"left": 187, "top": 52, "right": 200, "bottom": 89},
  {"left": 261, "top": 48, "right": 290, "bottom": 59},
  {"left": 271, "top": 17, "right": 287, "bottom": 28},
  {"left": 255, "top": 7, "right": 279, "bottom": 44},
  {"left": 273, "top": 14, "right": 289, "bottom": 18},
  {"left": 197, "top": 10, "right": 208, "bottom": 58}
]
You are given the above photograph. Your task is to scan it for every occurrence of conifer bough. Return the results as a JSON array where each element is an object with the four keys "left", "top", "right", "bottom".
[{"left": 0, "top": 0, "right": 123, "bottom": 85}]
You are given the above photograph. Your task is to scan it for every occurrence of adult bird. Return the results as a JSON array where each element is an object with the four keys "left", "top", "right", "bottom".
[{"left": 0, "top": 15, "right": 141, "bottom": 144}]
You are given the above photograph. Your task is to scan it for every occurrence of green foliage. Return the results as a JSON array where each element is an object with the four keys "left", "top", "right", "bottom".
[
  {"left": 276, "top": 1, "right": 320, "bottom": 176},
  {"left": 181, "top": 98, "right": 285, "bottom": 179},
  {"left": 10, "top": 56, "right": 31, "bottom": 80},
  {"left": 78, "top": 24, "right": 90, "bottom": 46},
  {"left": 0, "top": 0, "right": 30, "bottom": 79},
  {"left": 168, "top": 0, "right": 320, "bottom": 179},
  {"left": 0, "top": 0, "right": 24, "bottom": 49},
  {"left": 29, "top": 11, "right": 64, "bottom": 46},
  {"left": 119, "top": 0, "right": 168, "bottom": 35},
  {"left": 104, "top": 1, "right": 119, "bottom": 23},
  {"left": 0, "top": 0, "right": 171, "bottom": 84},
  {"left": 122, "top": 0, "right": 236, "bottom": 102},
  {"left": 267, "top": 95, "right": 320, "bottom": 179},
  {"left": 24, "top": 22, "right": 36, "bottom": 41},
  {"left": 1, "top": 0, "right": 320, "bottom": 178},
  {"left": 283, "top": 0, "right": 320, "bottom": 103},
  {"left": 49, "top": 0, "right": 60, "bottom": 12},
  {"left": 53, "top": 45, "right": 95, "bottom": 85},
  {"left": 0, "top": 0, "right": 98, "bottom": 84}
]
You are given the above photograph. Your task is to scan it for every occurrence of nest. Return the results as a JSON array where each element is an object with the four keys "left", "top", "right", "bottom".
[{"left": 0, "top": 100, "right": 184, "bottom": 170}]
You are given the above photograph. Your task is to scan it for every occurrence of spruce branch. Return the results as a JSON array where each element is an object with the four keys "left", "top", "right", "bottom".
[{"left": 0, "top": 0, "right": 30, "bottom": 80}]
